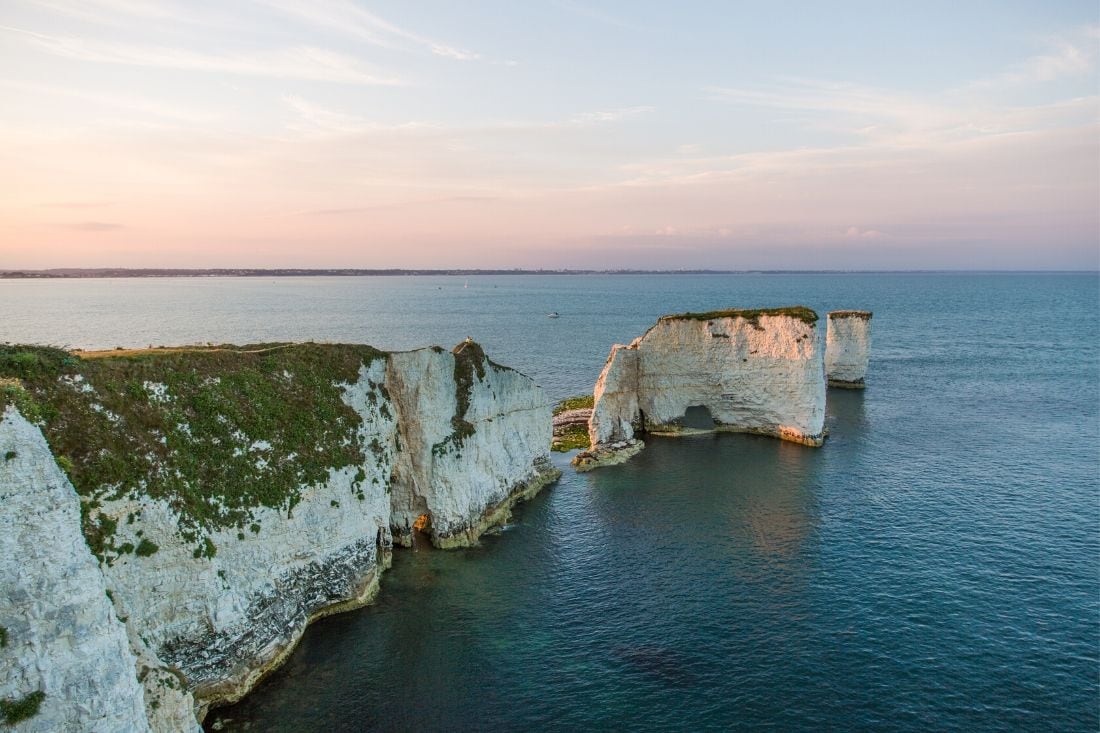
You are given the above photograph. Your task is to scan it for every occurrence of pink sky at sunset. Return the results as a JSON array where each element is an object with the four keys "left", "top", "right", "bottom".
[{"left": 1, "top": 1, "right": 1097, "bottom": 270}]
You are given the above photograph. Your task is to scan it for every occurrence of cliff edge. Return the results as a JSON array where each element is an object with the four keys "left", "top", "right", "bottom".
[{"left": 0, "top": 340, "right": 557, "bottom": 731}]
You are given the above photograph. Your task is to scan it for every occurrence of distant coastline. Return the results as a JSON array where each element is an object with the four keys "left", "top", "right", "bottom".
[{"left": 2, "top": 268, "right": 1094, "bottom": 279}]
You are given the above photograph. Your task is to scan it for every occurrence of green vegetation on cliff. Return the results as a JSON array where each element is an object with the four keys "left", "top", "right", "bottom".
[
  {"left": 0, "top": 343, "right": 384, "bottom": 561},
  {"left": 1, "top": 690, "right": 45, "bottom": 725},
  {"left": 551, "top": 424, "right": 589, "bottom": 452},
  {"left": 550, "top": 394, "right": 593, "bottom": 452},
  {"left": 661, "top": 306, "right": 819, "bottom": 327},
  {"left": 433, "top": 339, "right": 492, "bottom": 457},
  {"left": 553, "top": 394, "right": 594, "bottom": 415}
]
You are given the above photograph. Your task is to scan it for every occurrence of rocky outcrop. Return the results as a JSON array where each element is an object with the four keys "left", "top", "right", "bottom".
[
  {"left": 385, "top": 341, "right": 556, "bottom": 549},
  {"left": 825, "top": 310, "right": 873, "bottom": 388},
  {"left": 0, "top": 340, "right": 557, "bottom": 731},
  {"left": 552, "top": 408, "right": 591, "bottom": 433},
  {"left": 575, "top": 307, "right": 826, "bottom": 470}
]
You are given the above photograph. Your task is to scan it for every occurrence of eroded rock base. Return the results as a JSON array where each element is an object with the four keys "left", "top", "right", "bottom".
[
  {"left": 828, "top": 379, "right": 866, "bottom": 389},
  {"left": 572, "top": 439, "right": 645, "bottom": 471}
]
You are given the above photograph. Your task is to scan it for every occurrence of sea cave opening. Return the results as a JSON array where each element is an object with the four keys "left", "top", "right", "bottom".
[
  {"left": 681, "top": 405, "right": 717, "bottom": 430},
  {"left": 411, "top": 513, "right": 432, "bottom": 549}
]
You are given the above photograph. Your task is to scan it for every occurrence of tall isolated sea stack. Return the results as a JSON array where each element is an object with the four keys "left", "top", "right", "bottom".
[
  {"left": 0, "top": 340, "right": 557, "bottom": 732},
  {"left": 575, "top": 307, "right": 827, "bottom": 470},
  {"left": 825, "top": 310, "right": 873, "bottom": 388}
]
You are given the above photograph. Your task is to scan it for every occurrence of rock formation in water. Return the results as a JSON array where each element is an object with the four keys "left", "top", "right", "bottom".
[
  {"left": 825, "top": 310, "right": 873, "bottom": 388},
  {"left": 0, "top": 340, "right": 557, "bottom": 731},
  {"left": 574, "top": 307, "right": 826, "bottom": 470}
]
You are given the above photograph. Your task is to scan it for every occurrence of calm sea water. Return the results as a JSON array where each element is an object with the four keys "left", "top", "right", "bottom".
[{"left": 2, "top": 273, "right": 1097, "bottom": 731}]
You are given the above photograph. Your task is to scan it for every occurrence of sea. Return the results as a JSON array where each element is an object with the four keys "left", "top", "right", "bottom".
[{"left": 2, "top": 272, "right": 1097, "bottom": 731}]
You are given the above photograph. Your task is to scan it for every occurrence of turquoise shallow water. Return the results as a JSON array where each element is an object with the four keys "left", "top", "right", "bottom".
[{"left": 2, "top": 273, "right": 1097, "bottom": 731}]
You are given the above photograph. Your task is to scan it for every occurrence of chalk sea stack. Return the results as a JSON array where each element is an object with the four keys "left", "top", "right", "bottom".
[
  {"left": 574, "top": 307, "right": 828, "bottom": 470},
  {"left": 825, "top": 310, "right": 873, "bottom": 388}
]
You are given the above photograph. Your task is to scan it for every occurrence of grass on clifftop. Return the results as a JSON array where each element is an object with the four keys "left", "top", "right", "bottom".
[
  {"left": 661, "top": 306, "right": 818, "bottom": 327},
  {"left": 553, "top": 394, "right": 594, "bottom": 415},
  {"left": 0, "top": 343, "right": 384, "bottom": 562}
]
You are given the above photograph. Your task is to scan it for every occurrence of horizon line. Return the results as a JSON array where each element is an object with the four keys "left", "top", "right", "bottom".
[{"left": 3, "top": 267, "right": 1099, "bottom": 278}]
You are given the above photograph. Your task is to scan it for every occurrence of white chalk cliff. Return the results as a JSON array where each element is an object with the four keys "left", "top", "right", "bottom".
[
  {"left": 577, "top": 307, "right": 826, "bottom": 470},
  {"left": 825, "top": 310, "right": 873, "bottom": 388},
  {"left": 0, "top": 341, "right": 556, "bottom": 731},
  {"left": 0, "top": 407, "right": 187, "bottom": 733}
]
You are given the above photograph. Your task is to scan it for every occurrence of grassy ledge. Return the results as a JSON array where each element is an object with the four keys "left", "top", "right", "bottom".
[
  {"left": 660, "top": 306, "right": 819, "bottom": 327},
  {"left": 553, "top": 394, "right": 594, "bottom": 415},
  {"left": 551, "top": 424, "right": 589, "bottom": 452},
  {"left": 551, "top": 394, "right": 593, "bottom": 451},
  {"left": 828, "top": 310, "right": 873, "bottom": 319},
  {"left": 0, "top": 343, "right": 385, "bottom": 562}
]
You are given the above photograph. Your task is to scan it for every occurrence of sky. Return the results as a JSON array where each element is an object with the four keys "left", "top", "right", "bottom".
[{"left": 0, "top": 1, "right": 1097, "bottom": 270}]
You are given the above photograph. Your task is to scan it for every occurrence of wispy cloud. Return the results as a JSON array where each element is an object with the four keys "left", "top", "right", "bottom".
[
  {"left": 66, "top": 221, "right": 123, "bottom": 231},
  {"left": 568, "top": 106, "right": 654, "bottom": 125},
  {"left": 300, "top": 196, "right": 499, "bottom": 216},
  {"left": 970, "top": 27, "right": 1097, "bottom": 88},
  {"left": 705, "top": 78, "right": 1097, "bottom": 149},
  {"left": 0, "top": 25, "right": 403, "bottom": 84},
  {"left": 26, "top": 0, "right": 226, "bottom": 27},
  {"left": 705, "top": 79, "right": 963, "bottom": 144},
  {"left": 0, "top": 79, "right": 220, "bottom": 124},
  {"left": 281, "top": 95, "right": 654, "bottom": 136},
  {"left": 256, "top": 0, "right": 479, "bottom": 60},
  {"left": 281, "top": 95, "right": 439, "bottom": 135},
  {"left": 36, "top": 201, "right": 112, "bottom": 209},
  {"left": 550, "top": 0, "right": 644, "bottom": 32},
  {"left": 706, "top": 27, "right": 1098, "bottom": 149},
  {"left": 843, "top": 226, "right": 888, "bottom": 240}
]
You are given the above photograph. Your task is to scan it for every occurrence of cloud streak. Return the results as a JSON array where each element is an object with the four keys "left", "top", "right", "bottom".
[
  {"left": 256, "top": 0, "right": 479, "bottom": 60},
  {"left": 66, "top": 221, "right": 123, "bottom": 231},
  {"left": 969, "top": 27, "right": 1098, "bottom": 88},
  {"left": 0, "top": 25, "right": 403, "bottom": 84}
]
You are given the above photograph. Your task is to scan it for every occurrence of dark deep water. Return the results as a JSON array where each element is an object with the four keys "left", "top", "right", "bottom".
[{"left": 3, "top": 272, "right": 1097, "bottom": 731}]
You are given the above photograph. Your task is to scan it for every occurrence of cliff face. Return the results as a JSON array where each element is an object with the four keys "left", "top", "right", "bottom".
[
  {"left": 825, "top": 311, "right": 873, "bottom": 388},
  {"left": 578, "top": 307, "right": 826, "bottom": 469},
  {"left": 386, "top": 342, "right": 555, "bottom": 549},
  {"left": 0, "top": 341, "right": 557, "bottom": 731},
  {"left": 0, "top": 407, "right": 194, "bottom": 733}
]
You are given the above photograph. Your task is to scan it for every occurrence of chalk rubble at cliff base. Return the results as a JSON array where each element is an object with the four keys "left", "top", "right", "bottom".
[
  {"left": 0, "top": 340, "right": 557, "bottom": 732},
  {"left": 574, "top": 306, "right": 872, "bottom": 470}
]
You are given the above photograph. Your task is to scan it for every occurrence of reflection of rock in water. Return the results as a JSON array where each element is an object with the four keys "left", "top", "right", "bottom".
[
  {"left": 749, "top": 443, "right": 809, "bottom": 560},
  {"left": 728, "top": 439, "right": 818, "bottom": 591},
  {"left": 611, "top": 645, "right": 700, "bottom": 687}
]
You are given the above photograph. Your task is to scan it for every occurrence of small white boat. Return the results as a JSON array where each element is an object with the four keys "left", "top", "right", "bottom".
[{"left": 547, "top": 312, "right": 560, "bottom": 318}]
